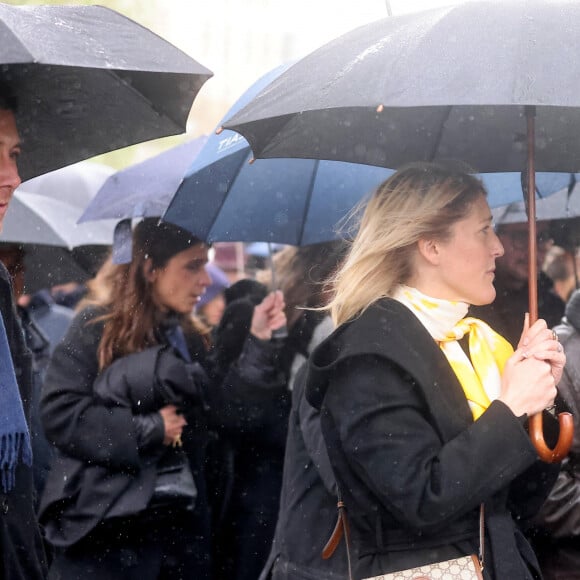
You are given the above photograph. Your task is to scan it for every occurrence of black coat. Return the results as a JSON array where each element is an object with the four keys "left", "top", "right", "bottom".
[
  {"left": 210, "top": 297, "right": 290, "bottom": 580},
  {"left": 38, "top": 314, "right": 205, "bottom": 546},
  {"left": 0, "top": 262, "right": 47, "bottom": 579},
  {"left": 306, "top": 298, "right": 559, "bottom": 580},
  {"left": 39, "top": 306, "right": 287, "bottom": 551}
]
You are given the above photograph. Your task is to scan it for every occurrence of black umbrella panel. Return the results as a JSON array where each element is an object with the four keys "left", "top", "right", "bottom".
[{"left": 0, "top": 3, "right": 212, "bottom": 180}]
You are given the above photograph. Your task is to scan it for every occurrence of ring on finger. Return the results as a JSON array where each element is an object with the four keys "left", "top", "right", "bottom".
[{"left": 551, "top": 329, "right": 559, "bottom": 341}]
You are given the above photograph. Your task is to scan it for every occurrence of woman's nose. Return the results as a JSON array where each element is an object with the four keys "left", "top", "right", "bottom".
[{"left": 492, "top": 231, "right": 505, "bottom": 257}]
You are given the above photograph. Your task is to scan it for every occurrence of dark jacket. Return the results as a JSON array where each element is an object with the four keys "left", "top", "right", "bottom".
[
  {"left": 532, "top": 293, "right": 580, "bottom": 579},
  {"left": 0, "top": 262, "right": 47, "bottom": 579},
  {"left": 39, "top": 306, "right": 287, "bottom": 552},
  {"left": 260, "top": 359, "right": 348, "bottom": 580},
  {"left": 306, "top": 298, "right": 559, "bottom": 580},
  {"left": 211, "top": 295, "right": 290, "bottom": 580}
]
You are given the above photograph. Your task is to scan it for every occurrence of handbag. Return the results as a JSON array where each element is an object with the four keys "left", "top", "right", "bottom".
[
  {"left": 149, "top": 448, "right": 197, "bottom": 511},
  {"left": 362, "top": 554, "right": 483, "bottom": 580},
  {"left": 323, "top": 490, "right": 484, "bottom": 580}
]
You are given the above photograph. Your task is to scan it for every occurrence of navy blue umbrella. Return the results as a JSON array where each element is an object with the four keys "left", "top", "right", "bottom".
[{"left": 163, "top": 64, "right": 394, "bottom": 246}]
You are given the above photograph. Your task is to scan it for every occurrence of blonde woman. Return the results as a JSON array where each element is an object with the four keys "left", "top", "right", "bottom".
[{"left": 305, "top": 163, "right": 564, "bottom": 579}]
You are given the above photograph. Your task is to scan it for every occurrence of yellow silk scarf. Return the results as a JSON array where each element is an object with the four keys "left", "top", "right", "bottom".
[{"left": 393, "top": 286, "right": 514, "bottom": 420}]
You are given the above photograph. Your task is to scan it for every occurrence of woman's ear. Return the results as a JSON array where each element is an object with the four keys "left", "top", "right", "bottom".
[
  {"left": 417, "top": 238, "right": 441, "bottom": 266},
  {"left": 143, "top": 258, "right": 157, "bottom": 282}
]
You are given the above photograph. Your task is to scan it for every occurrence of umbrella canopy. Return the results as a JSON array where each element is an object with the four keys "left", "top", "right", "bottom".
[
  {"left": 2, "top": 161, "right": 116, "bottom": 293},
  {"left": 2, "top": 190, "right": 114, "bottom": 249},
  {"left": 161, "top": 63, "right": 389, "bottom": 244},
  {"left": 164, "top": 64, "right": 570, "bottom": 246},
  {"left": 224, "top": 0, "right": 580, "bottom": 174},
  {"left": 8, "top": 160, "right": 117, "bottom": 247},
  {"left": 78, "top": 136, "right": 208, "bottom": 223},
  {"left": 0, "top": 3, "right": 212, "bottom": 181},
  {"left": 19, "top": 160, "right": 116, "bottom": 208}
]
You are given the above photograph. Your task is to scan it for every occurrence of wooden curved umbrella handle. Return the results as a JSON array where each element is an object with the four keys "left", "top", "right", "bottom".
[{"left": 529, "top": 411, "right": 574, "bottom": 463}]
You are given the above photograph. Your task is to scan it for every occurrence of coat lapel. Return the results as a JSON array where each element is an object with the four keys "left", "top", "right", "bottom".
[{"left": 316, "top": 299, "right": 475, "bottom": 443}]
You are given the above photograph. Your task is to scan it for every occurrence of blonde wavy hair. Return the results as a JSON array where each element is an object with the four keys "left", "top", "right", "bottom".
[{"left": 327, "top": 162, "right": 486, "bottom": 326}]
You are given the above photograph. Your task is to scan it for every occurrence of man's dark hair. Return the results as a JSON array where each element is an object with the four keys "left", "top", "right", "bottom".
[{"left": 0, "top": 79, "right": 17, "bottom": 112}]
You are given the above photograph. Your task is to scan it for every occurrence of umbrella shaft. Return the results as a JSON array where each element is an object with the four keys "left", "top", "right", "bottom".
[{"left": 526, "top": 106, "right": 538, "bottom": 323}]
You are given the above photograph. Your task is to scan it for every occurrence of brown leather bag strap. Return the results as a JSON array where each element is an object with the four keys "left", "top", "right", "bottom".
[
  {"left": 323, "top": 491, "right": 484, "bottom": 580},
  {"left": 321, "top": 488, "right": 354, "bottom": 580},
  {"left": 321, "top": 509, "right": 343, "bottom": 560}
]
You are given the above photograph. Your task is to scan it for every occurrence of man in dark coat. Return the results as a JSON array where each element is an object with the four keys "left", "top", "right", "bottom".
[
  {"left": 0, "top": 85, "right": 48, "bottom": 578},
  {"left": 470, "top": 221, "right": 565, "bottom": 347}
]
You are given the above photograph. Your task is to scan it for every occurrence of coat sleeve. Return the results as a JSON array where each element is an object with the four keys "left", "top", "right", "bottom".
[
  {"left": 207, "top": 334, "right": 290, "bottom": 444},
  {"left": 40, "top": 309, "right": 142, "bottom": 472},
  {"left": 323, "top": 354, "right": 539, "bottom": 534},
  {"left": 529, "top": 352, "right": 580, "bottom": 537}
]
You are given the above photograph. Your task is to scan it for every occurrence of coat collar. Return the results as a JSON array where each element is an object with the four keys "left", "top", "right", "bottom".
[{"left": 306, "top": 298, "right": 474, "bottom": 442}]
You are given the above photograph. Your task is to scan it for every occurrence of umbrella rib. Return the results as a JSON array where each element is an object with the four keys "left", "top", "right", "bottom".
[
  {"left": 428, "top": 106, "right": 453, "bottom": 163},
  {"left": 297, "top": 159, "right": 320, "bottom": 245},
  {"left": 101, "top": 69, "right": 184, "bottom": 130}
]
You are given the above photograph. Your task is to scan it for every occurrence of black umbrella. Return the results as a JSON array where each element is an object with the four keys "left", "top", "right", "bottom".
[
  {"left": 0, "top": 3, "right": 212, "bottom": 181},
  {"left": 224, "top": 0, "right": 575, "bottom": 462}
]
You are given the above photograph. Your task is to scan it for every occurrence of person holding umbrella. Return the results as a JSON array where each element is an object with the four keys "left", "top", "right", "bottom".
[
  {"left": 305, "top": 163, "right": 564, "bottom": 579},
  {"left": 0, "top": 84, "right": 48, "bottom": 579}
]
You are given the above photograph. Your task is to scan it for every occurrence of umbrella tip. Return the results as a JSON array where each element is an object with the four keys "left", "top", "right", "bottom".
[
  {"left": 215, "top": 126, "right": 224, "bottom": 135},
  {"left": 376, "top": 104, "right": 384, "bottom": 113}
]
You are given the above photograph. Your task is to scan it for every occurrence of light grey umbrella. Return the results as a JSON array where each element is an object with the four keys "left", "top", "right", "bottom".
[
  {"left": 2, "top": 161, "right": 116, "bottom": 293},
  {"left": 2, "top": 191, "right": 114, "bottom": 249},
  {"left": 19, "top": 161, "right": 117, "bottom": 209}
]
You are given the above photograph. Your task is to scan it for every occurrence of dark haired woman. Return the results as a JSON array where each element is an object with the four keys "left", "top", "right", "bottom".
[{"left": 39, "top": 218, "right": 286, "bottom": 580}]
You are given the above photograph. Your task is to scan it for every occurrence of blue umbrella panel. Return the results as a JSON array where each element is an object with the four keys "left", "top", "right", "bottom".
[
  {"left": 166, "top": 147, "right": 393, "bottom": 245},
  {"left": 163, "top": 63, "right": 395, "bottom": 245},
  {"left": 164, "top": 63, "right": 573, "bottom": 246}
]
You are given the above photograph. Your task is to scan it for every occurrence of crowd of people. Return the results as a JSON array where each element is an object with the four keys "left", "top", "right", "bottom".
[{"left": 2, "top": 64, "right": 580, "bottom": 580}]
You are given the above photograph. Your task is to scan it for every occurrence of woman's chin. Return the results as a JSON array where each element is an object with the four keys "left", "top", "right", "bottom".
[{"left": 470, "top": 290, "right": 496, "bottom": 307}]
